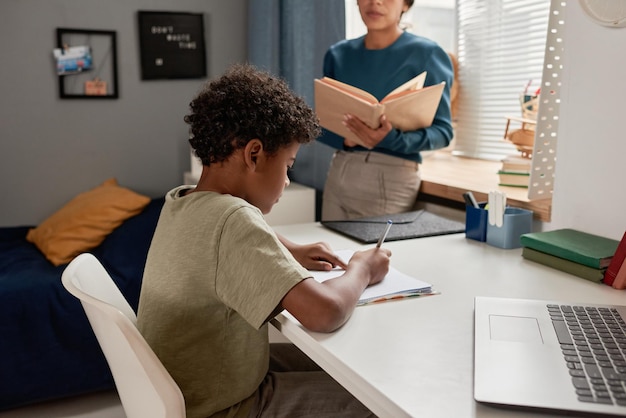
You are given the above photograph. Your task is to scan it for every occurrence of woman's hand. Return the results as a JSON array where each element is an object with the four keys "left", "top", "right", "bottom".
[{"left": 343, "top": 114, "right": 392, "bottom": 149}]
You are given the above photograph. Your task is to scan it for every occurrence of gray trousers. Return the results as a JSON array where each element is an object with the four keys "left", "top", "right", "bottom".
[
  {"left": 322, "top": 151, "right": 420, "bottom": 221},
  {"left": 248, "top": 343, "right": 376, "bottom": 418}
]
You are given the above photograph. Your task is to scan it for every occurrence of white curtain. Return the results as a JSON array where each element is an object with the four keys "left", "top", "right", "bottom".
[{"left": 453, "top": 0, "right": 551, "bottom": 160}]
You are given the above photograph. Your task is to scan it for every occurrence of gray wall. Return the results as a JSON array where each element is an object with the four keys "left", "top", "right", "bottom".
[
  {"left": 0, "top": 0, "right": 247, "bottom": 226},
  {"left": 3, "top": 0, "right": 624, "bottom": 238}
]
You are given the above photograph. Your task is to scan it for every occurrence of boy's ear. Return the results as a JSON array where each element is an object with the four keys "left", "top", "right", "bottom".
[{"left": 244, "top": 139, "right": 264, "bottom": 169}]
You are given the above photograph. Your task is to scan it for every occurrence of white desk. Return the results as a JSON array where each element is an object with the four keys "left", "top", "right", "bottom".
[{"left": 270, "top": 223, "right": 626, "bottom": 418}]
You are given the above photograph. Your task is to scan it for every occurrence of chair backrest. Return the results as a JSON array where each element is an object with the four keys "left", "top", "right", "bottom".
[{"left": 62, "top": 253, "right": 186, "bottom": 418}]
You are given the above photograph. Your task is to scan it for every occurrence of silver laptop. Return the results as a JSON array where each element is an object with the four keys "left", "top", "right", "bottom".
[{"left": 474, "top": 296, "right": 626, "bottom": 416}]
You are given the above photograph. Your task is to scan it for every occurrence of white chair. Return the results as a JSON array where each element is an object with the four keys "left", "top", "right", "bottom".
[{"left": 62, "top": 253, "right": 186, "bottom": 418}]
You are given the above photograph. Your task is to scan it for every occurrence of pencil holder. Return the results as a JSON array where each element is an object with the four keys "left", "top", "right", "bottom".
[
  {"left": 465, "top": 202, "right": 488, "bottom": 242},
  {"left": 486, "top": 207, "right": 533, "bottom": 249}
]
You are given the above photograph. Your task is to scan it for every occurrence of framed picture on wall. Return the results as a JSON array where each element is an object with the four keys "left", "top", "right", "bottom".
[
  {"left": 137, "top": 11, "right": 207, "bottom": 80},
  {"left": 55, "top": 28, "right": 118, "bottom": 99}
]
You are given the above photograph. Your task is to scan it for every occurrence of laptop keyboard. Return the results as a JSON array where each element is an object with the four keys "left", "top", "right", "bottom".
[{"left": 549, "top": 304, "right": 626, "bottom": 406}]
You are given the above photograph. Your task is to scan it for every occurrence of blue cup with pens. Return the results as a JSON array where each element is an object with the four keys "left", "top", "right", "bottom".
[
  {"left": 464, "top": 191, "right": 533, "bottom": 248},
  {"left": 486, "top": 207, "right": 533, "bottom": 249},
  {"left": 464, "top": 192, "right": 488, "bottom": 242},
  {"left": 485, "top": 191, "right": 532, "bottom": 249}
]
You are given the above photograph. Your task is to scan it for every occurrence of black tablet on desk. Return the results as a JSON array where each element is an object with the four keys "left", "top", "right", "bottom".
[{"left": 321, "top": 210, "right": 465, "bottom": 244}]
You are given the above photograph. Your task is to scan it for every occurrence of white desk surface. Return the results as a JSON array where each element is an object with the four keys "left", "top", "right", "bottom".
[{"left": 271, "top": 223, "right": 626, "bottom": 418}]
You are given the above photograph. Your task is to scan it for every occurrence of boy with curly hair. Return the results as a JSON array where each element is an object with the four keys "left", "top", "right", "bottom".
[{"left": 138, "top": 64, "right": 389, "bottom": 418}]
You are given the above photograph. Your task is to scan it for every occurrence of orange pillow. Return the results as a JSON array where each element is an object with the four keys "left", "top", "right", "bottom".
[{"left": 26, "top": 178, "right": 151, "bottom": 266}]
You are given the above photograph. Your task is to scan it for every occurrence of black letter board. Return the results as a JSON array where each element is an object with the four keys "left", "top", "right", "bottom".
[{"left": 138, "top": 11, "right": 207, "bottom": 80}]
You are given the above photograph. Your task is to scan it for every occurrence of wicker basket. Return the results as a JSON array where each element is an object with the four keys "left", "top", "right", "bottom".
[
  {"left": 508, "top": 127, "right": 535, "bottom": 148},
  {"left": 503, "top": 116, "right": 536, "bottom": 158}
]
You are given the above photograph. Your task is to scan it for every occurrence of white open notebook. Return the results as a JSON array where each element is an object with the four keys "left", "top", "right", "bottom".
[{"left": 308, "top": 250, "right": 436, "bottom": 305}]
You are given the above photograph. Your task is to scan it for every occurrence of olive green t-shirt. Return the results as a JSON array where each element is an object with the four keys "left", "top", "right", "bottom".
[{"left": 137, "top": 186, "right": 309, "bottom": 418}]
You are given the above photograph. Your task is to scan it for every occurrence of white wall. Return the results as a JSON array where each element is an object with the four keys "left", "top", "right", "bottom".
[
  {"left": 548, "top": 0, "right": 626, "bottom": 240},
  {"left": 345, "top": 1, "right": 455, "bottom": 52}
]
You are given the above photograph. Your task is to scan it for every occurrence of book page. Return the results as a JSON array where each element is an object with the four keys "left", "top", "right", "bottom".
[
  {"left": 314, "top": 79, "right": 384, "bottom": 146},
  {"left": 319, "top": 77, "right": 378, "bottom": 104},
  {"left": 385, "top": 71, "right": 427, "bottom": 99},
  {"left": 381, "top": 82, "right": 446, "bottom": 131},
  {"left": 307, "top": 250, "right": 433, "bottom": 304}
]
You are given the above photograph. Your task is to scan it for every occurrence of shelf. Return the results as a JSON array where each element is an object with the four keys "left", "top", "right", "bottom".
[{"left": 419, "top": 152, "right": 551, "bottom": 222}]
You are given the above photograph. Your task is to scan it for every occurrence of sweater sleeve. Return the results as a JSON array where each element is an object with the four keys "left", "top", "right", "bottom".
[
  {"left": 316, "top": 38, "right": 455, "bottom": 159},
  {"left": 375, "top": 46, "right": 454, "bottom": 159}
]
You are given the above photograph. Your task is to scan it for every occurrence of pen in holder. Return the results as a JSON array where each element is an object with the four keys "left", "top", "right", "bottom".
[
  {"left": 465, "top": 202, "right": 488, "bottom": 242},
  {"left": 486, "top": 207, "right": 533, "bottom": 249}
]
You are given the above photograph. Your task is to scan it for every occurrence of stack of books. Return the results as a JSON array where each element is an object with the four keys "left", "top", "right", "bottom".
[
  {"left": 497, "top": 155, "right": 531, "bottom": 188},
  {"left": 519, "top": 229, "right": 620, "bottom": 283}
]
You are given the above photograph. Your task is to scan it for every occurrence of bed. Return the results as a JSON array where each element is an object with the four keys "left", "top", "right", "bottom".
[{"left": 0, "top": 197, "right": 164, "bottom": 410}]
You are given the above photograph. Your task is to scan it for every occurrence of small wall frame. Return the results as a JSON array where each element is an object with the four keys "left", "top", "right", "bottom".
[
  {"left": 137, "top": 11, "right": 207, "bottom": 80},
  {"left": 56, "top": 28, "right": 119, "bottom": 99}
]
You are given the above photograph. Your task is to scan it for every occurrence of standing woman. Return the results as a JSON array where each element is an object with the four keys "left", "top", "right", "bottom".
[{"left": 319, "top": 0, "right": 454, "bottom": 221}]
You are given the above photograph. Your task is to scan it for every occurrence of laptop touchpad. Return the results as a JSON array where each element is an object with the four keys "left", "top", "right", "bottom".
[{"left": 489, "top": 315, "right": 543, "bottom": 343}]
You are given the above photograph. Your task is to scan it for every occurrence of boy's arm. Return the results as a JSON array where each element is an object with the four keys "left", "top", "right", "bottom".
[
  {"left": 281, "top": 248, "right": 390, "bottom": 333},
  {"left": 276, "top": 233, "right": 347, "bottom": 271}
]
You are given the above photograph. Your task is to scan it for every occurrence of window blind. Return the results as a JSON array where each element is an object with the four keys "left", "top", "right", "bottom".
[{"left": 453, "top": 0, "right": 551, "bottom": 160}]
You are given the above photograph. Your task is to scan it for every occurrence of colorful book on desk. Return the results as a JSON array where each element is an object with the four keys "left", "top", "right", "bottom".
[
  {"left": 308, "top": 249, "right": 435, "bottom": 305},
  {"left": 612, "top": 257, "right": 626, "bottom": 290},
  {"left": 314, "top": 72, "right": 444, "bottom": 147},
  {"left": 521, "top": 247, "right": 606, "bottom": 283},
  {"left": 604, "top": 231, "right": 626, "bottom": 286},
  {"left": 519, "top": 228, "right": 619, "bottom": 269}
]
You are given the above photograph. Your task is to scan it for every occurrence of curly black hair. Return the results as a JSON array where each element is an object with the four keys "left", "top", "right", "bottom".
[{"left": 185, "top": 63, "right": 320, "bottom": 166}]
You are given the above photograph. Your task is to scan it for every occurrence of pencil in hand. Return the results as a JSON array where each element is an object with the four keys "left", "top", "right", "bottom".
[{"left": 376, "top": 220, "right": 393, "bottom": 248}]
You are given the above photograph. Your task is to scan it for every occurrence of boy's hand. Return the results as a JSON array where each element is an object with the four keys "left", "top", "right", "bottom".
[
  {"left": 348, "top": 248, "right": 391, "bottom": 286},
  {"left": 276, "top": 233, "right": 347, "bottom": 271},
  {"left": 290, "top": 241, "right": 348, "bottom": 271},
  {"left": 281, "top": 247, "right": 391, "bottom": 333}
]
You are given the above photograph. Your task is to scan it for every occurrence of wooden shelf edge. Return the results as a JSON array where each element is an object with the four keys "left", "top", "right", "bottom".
[
  {"left": 419, "top": 153, "right": 552, "bottom": 222},
  {"left": 420, "top": 182, "right": 551, "bottom": 222}
]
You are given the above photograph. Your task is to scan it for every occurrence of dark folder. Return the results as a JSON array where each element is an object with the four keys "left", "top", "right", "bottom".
[{"left": 321, "top": 210, "right": 465, "bottom": 244}]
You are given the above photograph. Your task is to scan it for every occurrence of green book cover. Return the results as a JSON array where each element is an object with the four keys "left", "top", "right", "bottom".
[
  {"left": 520, "top": 228, "right": 619, "bottom": 269},
  {"left": 522, "top": 247, "right": 606, "bottom": 283},
  {"left": 497, "top": 170, "right": 529, "bottom": 188}
]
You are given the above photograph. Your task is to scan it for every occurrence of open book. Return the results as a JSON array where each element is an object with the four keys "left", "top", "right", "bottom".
[
  {"left": 308, "top": 249, "right": 436, "bottom": 305},
  {"left": 314, "top": 71, "right": 445, "bottom": 147}
]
